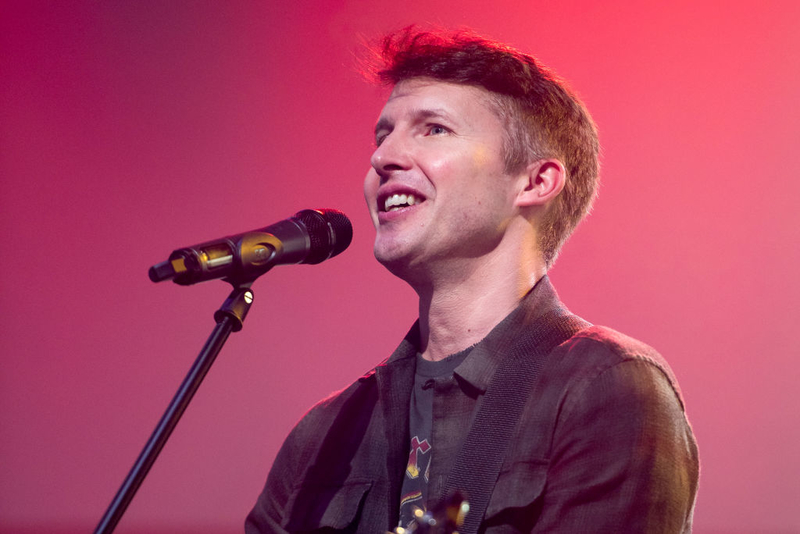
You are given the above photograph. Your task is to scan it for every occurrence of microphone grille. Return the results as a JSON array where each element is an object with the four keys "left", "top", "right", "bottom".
[
  {"left": 296, "top": 209, "right": 353, "bottom": 264},
  {"left": 323, "top": 209, "right": 353, "bottom": 257}
]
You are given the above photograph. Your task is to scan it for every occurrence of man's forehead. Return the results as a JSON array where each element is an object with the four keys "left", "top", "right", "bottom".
[
  {"left": 386, "top": 77, "right": 488, "bottom": 101},
  {"left": 377, "top": 78, "right": 497, "bottom": 124}
]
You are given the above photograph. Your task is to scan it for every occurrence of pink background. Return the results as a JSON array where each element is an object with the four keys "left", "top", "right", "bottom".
[{"left": 2, "top": 2, "right": 799, "bottom": 533}]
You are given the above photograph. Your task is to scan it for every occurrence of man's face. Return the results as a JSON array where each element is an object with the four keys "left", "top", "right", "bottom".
[{"left": 364, "top": 78, "right": 521, "bottom": 280}]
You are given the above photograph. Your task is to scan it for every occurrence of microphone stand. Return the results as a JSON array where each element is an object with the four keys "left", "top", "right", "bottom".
[{"left": 94, "top": 281, "right": 255, "bottom": 534}]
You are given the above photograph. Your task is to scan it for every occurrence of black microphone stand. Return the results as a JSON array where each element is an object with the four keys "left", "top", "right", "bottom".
[{"left": 94, "top": 281, "right": 255, "bottom": 534}]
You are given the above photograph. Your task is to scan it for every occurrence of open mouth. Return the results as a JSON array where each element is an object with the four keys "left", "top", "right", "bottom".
[{"left": 381, "top": 193, "right": 424, "bottom": 212}]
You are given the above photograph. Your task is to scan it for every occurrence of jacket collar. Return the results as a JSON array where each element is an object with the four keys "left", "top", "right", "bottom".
[
  {"left": 381, "top": 275, "right": 570, "bottom": 392},
  {"left": 455, "top": 275, "right": 571, "bottom": 392}
]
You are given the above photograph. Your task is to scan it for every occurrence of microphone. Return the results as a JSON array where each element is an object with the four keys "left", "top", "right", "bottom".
[{"left": 148, "top": 209, "right": 352, "bottom": 285}]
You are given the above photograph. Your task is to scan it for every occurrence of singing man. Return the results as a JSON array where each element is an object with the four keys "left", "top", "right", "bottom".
[{"left": 246, "top": 27, "right": 699, "bottom": 533}]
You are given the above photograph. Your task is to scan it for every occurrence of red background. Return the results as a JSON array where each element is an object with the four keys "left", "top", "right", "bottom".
[{"left": 2, "top": 2, "right": 799, "bottom": 533}]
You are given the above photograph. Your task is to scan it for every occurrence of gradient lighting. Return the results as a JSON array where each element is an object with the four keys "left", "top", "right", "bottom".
[{"left": 1, "top": 2, "right": 798, "bottom": 533}]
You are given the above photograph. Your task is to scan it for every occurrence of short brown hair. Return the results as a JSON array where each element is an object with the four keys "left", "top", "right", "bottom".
[{"left": 366, "top": 27, "right": 600, "bottom": 267}]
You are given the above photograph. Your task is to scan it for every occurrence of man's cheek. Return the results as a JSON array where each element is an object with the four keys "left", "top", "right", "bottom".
[{"left": 363, "top": 172, "right": 377, "bottom": 206}]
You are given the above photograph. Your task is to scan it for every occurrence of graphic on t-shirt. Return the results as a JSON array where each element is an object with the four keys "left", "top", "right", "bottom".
[
  {"left": 399, "top": 489, "right": 423, "bottom": 508},
  {"left": 399, "top": 435, "right": 433, "bottom": 529},
  {"left": 406, "top": 436, "right": 431, "bottom": 478}
]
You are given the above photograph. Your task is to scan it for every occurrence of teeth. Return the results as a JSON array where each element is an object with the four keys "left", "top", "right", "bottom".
[{"left": 384, "top": 193, "right": 419, "bottom": 211}]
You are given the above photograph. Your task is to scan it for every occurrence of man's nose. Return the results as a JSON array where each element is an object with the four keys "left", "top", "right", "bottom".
[{"left": 370, "top": 132, "right": 412, "bottom": 177}]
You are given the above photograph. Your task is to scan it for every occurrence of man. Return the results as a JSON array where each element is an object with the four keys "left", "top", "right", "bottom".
[{"left": 247, "top": 28, "right": 698, "bottom": 533}]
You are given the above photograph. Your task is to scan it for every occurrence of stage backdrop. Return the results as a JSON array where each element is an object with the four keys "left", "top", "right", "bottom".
[{"left": 1, "top": 2, "right": 798, "bottom": 533}]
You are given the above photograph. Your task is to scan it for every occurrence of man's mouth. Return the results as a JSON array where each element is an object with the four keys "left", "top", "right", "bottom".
[{"left": 383, "top": 193, "right": 422, "bottom": 212}]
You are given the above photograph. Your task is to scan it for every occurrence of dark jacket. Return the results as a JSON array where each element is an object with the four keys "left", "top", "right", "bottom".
[{"left": 246, "top": 277, "right": 699, "bottom": 533}]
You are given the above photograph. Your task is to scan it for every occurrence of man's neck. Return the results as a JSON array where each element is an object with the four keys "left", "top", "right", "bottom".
[{"left": 415, "top": 252, "right": 546, "bottom": 362}]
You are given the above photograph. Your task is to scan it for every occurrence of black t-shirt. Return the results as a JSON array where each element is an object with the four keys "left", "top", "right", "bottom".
[{"left": 397, "top": 349, "right": 470, "bottom": 530}]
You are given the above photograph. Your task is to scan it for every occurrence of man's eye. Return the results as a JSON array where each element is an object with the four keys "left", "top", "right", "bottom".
[
  {"left": 428, "top": 125, "right": 448, "bottom": 135},
  {"left": 375, "top": 133, "right": 388, "bottom": 147}
]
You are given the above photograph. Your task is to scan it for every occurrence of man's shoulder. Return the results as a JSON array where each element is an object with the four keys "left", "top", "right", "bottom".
[
  {"left": 566, "top": 325, "right": 662, "bottom": 360},
  {"left": 288, "top": 344, "right": 416, "bottom": 448},
  {"left": 293, "top": 368, "right": 380, "bottom": 431},
  {"left": 553, "top": 324, "right": 686, "bottom": 409}
]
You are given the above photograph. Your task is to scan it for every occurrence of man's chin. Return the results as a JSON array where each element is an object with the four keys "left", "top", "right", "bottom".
[
  {"left": 374, "top": 247, "right": 409, "bottom": 271},
  {"left": 373, "top": 242, "right": 411, "bottom": 271}
]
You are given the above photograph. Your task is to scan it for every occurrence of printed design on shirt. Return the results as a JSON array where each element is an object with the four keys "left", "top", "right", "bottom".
[
  {"left": 399, "top": 489, "right": 423, "bottom": 508},
  {"left": 406, "top": 436, "right": 431, "bottom": 478}
]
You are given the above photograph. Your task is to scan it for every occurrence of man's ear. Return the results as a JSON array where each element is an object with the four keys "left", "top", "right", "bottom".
[{"left": 514, "top": 159, "right": 566, "bottom": 207}]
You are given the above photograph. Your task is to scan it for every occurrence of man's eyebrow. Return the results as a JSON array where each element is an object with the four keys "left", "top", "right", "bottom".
[
  {"left": 374, "top": 108, "right": 456, "bottom": 137},
  {"left": 413, "top": 108, "right": 454, "bottom": 121}
]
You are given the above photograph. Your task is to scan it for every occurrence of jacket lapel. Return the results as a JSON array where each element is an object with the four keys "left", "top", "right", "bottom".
[{"left": 375, "top": 322, "right": 418, "bottom": 526}]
